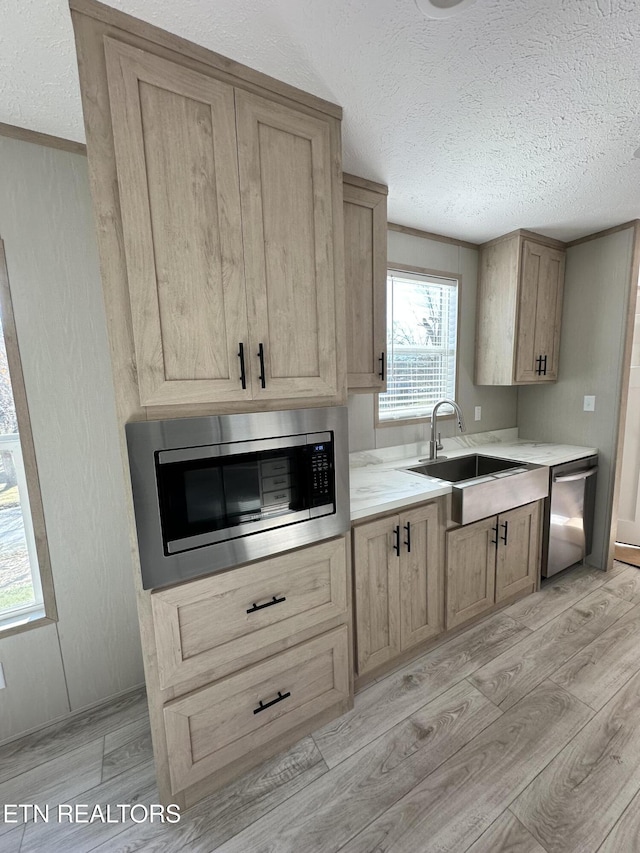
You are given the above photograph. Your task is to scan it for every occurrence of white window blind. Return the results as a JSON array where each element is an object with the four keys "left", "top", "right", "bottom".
[{"left": 378, "top": 269, "right": 458, "bottom": 422}]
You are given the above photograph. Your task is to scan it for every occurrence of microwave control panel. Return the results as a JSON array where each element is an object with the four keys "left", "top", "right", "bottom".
[{"left": 310, "top": 443, "right": 333, "bottom": 504}]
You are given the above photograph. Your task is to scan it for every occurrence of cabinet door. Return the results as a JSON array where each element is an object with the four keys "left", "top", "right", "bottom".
[
  {"left": 399, "top": 503, "right": 441, "bottom": 651},
  {"left": 163, "top": 626, "right": 349, "bottom": 793},
  {"left": 343, "top": 178, "right": 387, "bottom": 392},
  {"left": 515, "top": 241, "right": 565, "bottom": 382},
  {"left": 446, "top": 517, "right": 497, "bottom": 630},
  {"left": 235, "top": 90, "right": 339, "bottom": 401},
  {"left": 353, "top": 516, "right": 400, "bottom": 675},
  {"left": 104, "top": 39, "right": 251, "bottom": 407},
  {"left": 496, "top": 502, "right": 541, "bottom": 602}
]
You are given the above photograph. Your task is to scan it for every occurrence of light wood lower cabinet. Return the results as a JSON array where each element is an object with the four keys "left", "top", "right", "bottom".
[
  {"left": 152, "top": 537, "right": 349, "bottom": 690},
  {"left": 353, "top": 502, "right": 441, "bottom": 676},
  {"left": 353, "top": 515, "right": 400, "bottom": 674},
  {"left": 152, "top": 535, "right": 352, "bottom": 802},
  {"left": 163, "top": 625, "right": 350, "bottom": 793},
  {"left": 446, "top": 517, "right": 497, "bottom": 630},
  {"left": 399, "top": 503, "right": 442, "bottom": 650},
  {"left": 446, "top": 501, "right": 541, "bottom": 629},
  {"left": 495, "top": 502, "right": 542, "bottom": 601}
]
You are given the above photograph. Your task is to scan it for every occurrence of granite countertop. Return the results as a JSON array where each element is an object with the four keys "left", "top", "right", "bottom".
[{"left": 349, "top": 429, "right": 597, "bottom": 521}]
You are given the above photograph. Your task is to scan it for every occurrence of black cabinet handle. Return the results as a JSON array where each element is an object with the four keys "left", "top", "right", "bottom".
[
  {"left": 491, "top": 524, "right": 498, "bottom": 546},
  {"left": 379, "top": 351, "right": 385, "bottom": 381},
  {"left": 393, "top": 525, "right": 400, "bottom": 556},
  {"left": 404, "top": 521, "right": 411, "bottom": 553},
  {"left": 542, "top": 355, "right": 548, "bottom": 376},
  {"left": 253, "top": 690, "right": 291, "bottom": 715},
  {"left": 501, "top": 521, "right": 509, "bottom": 545},
  {"left": 238, "top": 342, "right": 247, "bottom": 390},
  {"left": 257, "top": 342, "right": 266, "bottom": 389},
  {"left": 535, "top": 355, "right": 543, "bottom": 376},
  {"left": 246, "top": 595, "right": 286, "bottom": 614}
]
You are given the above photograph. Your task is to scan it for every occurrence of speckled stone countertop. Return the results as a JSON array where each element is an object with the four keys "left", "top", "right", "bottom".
[{"left": 349, "top": 428, "right": 597, "bottom": 521}]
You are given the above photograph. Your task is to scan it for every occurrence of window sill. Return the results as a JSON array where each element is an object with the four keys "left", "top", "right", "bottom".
[{"left": 0, "top": 609, "right": 55, "bottom": 639}]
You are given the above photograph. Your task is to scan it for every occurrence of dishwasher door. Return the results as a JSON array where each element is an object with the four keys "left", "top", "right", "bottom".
[{"left": 542, "top": 456, "right": 598, "bottom": 578}]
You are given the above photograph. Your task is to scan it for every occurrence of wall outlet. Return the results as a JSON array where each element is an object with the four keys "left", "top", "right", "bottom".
[
  {"left": 474, "top": 406, "right": 482, "bottom": 421},
  {"left": 0, "top": 663, "right": 5, "bottom": 690},
  {"left": 583, "top": 395, "right": 596, "bottom": 412}
]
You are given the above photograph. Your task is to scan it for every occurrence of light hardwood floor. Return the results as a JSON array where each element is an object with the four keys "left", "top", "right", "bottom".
[{"left": 3, "top": 561, "right": 640, "bottom": 852}]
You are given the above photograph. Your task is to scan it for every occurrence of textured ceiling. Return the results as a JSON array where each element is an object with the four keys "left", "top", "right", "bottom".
[{"left": 2, "top": 0, "right": 640, "bottom": 242}]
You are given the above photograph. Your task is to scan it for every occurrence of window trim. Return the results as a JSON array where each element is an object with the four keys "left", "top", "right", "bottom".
[
  {"left": 375, "top": 262, "right": 462, "bottom": 429},
  {"left": 0, "top": 238, "right": 57, "bottom": 636}
]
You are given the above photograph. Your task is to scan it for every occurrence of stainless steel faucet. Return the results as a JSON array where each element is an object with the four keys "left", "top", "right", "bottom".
[{"left": 424, "top": 399, "right": 466, "bottom": 461}]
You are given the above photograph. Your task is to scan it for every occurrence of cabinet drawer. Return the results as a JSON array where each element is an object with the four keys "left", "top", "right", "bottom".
[
  {"left": 163, "top": 625, "right": 349, "bottom": 793},
  {"left": 152, "top": 537, "right": 348, "bottom": 689}
]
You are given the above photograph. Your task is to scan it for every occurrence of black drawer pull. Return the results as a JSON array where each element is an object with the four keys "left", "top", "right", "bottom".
[
  {"left": 535, "top": 355, "right": 543, "bottom": 375},
  {"left": 491, "top": 524, "right": 498, "bottom": 546},
  {"left": 257, "top": 342, "right": 266, "bottom": 388},
  {"left": 246, "top": 595, "right": 286, "bottom": 614},
  {"left": 501, "top": 521, "right": 509, "bottom": 545},
  {"left": 238, "top": 342, "right": 247, "bottom": 390},
  {"left": 404, "top": 521, "right": 411, "bottom": 553},
  {"left": 393, "top": 524, "right": 400, "bottom": 556},
  {"left": 379, "top": 351, "right": 385, "bottom": 381},
  {"left": 253, "top": 690, "right": 291, "bottom": 715},
  {"left": 542, "top": 354, "right": 548, "bottom": 376}
]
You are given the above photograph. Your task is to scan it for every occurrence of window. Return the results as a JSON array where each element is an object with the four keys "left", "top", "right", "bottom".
[
  {"left": 377, "top": 267, "right": 459, "bottom": 424},
  {"left": 0, "top": 240, "right": 56, "bottom": 630}
]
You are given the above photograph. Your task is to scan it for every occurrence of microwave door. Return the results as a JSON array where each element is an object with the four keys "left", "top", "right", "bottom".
[
  {"left": 223, "top": 462, "right": 261, "bottom": 524},
  {"left": 183, "top": 467, "right": 225, "bottom": 528}
]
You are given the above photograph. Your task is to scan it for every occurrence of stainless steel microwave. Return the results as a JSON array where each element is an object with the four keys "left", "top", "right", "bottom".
[{"left": 126, "top": 407, "right": 349, "bottom": 590}]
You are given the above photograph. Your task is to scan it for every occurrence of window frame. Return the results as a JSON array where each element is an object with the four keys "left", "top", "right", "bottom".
[
  {"left": 0, "top": 238, "right": 57, "bottom": 636},
  {"left": 375, "top": 262, "right": 462, "bottom": 429}
]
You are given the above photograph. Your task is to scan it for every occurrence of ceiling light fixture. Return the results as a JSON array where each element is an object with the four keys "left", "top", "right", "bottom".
[{"left": 415, "top": 0, "right": 478, "bottom": 19}]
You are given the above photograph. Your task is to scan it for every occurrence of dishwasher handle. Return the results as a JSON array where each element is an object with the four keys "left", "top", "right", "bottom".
[{"left": 553, "top": 466, "right": 598, "bottom": 484}]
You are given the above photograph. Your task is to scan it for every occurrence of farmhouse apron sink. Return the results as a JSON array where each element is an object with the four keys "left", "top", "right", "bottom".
[{"left": 407, "top": 454, "right": 549, "bottom": 525}]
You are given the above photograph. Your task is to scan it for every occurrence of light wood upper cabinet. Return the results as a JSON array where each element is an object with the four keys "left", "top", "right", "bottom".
[
  {"left": 105, "top": 40, "right": 251, "bottom": 407},
  {"left": 343, "top": 174, "right": 388, "bottom": 392},
  {"left": 236, "top": 91, "right": 339, "bottom": 401},
  {"left": 475, "top": 231, "right": 566, "bottom": 386},
  {"left": 103, "top": 38, "right": 344, "bottom": 411},
  {"left": 353, "top": 501, "right": 442, "bottom": 677},
  {"left": 446, "top": 501, "right": 542, "bottom": 629}
]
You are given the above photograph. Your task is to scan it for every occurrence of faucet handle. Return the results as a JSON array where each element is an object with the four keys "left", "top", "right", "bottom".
[{"left": 437, "top": 432, "right": 443, "bottom": 451}]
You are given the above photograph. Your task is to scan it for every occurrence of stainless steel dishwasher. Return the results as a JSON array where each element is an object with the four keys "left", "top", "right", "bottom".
[{"left": 541, "top": 455, "right": 598, "bottom": 578}]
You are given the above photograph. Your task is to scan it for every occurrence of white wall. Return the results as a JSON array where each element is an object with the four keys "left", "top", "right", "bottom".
[
  {"left": 0, "top": 136, "right": 143, "bottom": 742},
  {"left": 518, "top": 227, "right": 637, "bottom": 570},
  {"left": 348, "top": 229, "right": 518, "bottom": 452}
]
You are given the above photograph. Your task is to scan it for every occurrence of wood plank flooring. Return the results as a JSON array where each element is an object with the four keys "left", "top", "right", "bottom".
[{"left": 2, "top": 562, "right": 640, "bottom": 852}]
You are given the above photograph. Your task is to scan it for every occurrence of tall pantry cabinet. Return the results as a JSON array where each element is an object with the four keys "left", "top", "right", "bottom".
[{"left": 69, "top": 0, "right": 348, "bottom": 810}]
